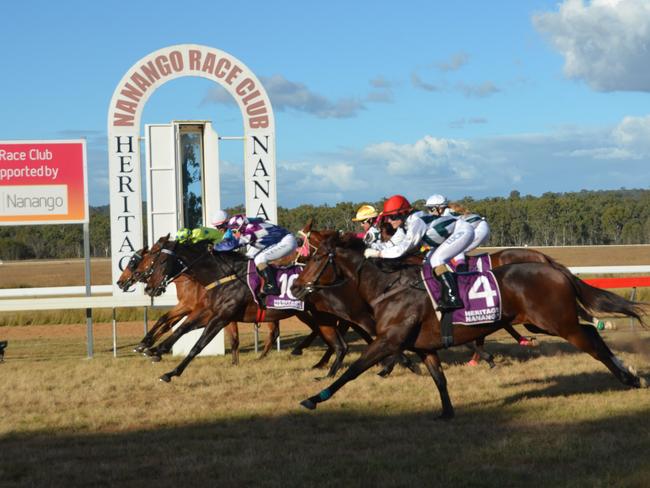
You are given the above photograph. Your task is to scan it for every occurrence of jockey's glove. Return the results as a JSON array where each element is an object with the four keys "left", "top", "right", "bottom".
[{"left": 364, "top": 248, "right": 381, "bottom": 259}]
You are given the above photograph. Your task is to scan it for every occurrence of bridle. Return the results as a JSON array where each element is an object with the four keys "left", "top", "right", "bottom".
[
  {"left": 298, "top": 247, "right": 350, "bottom": 296},
  {"left": 147, "top": 242, "right": 211, "bottom": 295}
]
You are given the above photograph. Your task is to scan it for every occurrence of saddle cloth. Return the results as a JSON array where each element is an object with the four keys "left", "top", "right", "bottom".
[
  {"left": 246, "top": 261, "right": 305, "bottom": 311},
  {"left": 421, "top": 262, "right": 502, "bottom": 326},
  {"left": 448, "top": 253, "right": 492, "bottom": 272}
]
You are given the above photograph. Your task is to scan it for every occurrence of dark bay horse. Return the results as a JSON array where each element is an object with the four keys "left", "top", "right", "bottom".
[
  {"left": 143, "top": 238, "right": 381, "bottom": 381},
  {"left": 115, "top": 242, "right": 279, "bottom": 364},
  {"left": 291, "top": 233, "right": 648, "bottom": 419}
]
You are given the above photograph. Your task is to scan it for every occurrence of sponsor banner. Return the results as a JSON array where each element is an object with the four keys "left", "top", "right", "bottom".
[{"left": 0, "top": 140, "right": 88, "bottom": 225}]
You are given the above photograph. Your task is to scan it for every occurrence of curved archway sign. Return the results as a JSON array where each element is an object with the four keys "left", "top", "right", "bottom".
[{"left": 108, "top": 44, "right": 276, "bottom": 295}]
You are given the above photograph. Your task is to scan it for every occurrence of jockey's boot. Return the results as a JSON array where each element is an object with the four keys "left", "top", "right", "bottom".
[
  {"left": 455, "top": 261, "right": 469, "bottom": 273},
  {"left": 259, "top": 266, "right": 280, "bottom": 296},
  {"left": 435, "top": 270, "right": 463, "bottom": 311}
]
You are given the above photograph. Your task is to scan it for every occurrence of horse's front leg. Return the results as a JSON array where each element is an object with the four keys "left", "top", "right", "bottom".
[
  {"left": 145, "top": 312, "right": 206, "bottom": 360},
  {"left": 259, "top": 321, "right": 280, "bottom": 359},
  {"left": 300, "top": 335, "right": 396, "bottom": 409},
  {"left": 159, "top": 318, "right": 230, "bottom": 383},
  {"left": 135, "top": 307, "right": 187, "bottom": 353},
  {"left": 417, "top": 351, "right": 454, "bottom": 419}
]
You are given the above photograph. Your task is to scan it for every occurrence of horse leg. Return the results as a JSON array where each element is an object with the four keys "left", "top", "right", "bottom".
[
  {"left": 417, "top": 351, "right": 454, "bottom": 419},
  {"left": 135, "top": 308, "right": 187, "bottom": 352},
  {"left": 321, "top": 326, "right": 349, "bottom": 379},
  {"left": 291, "top": 330, "right": 318, "bottom": 356},
  {"left": 226, "top": 322, "right": 239, "bottom": 366},
  {"left": 505, "top": 324, "right": 535, "bottom": 347},
  {"left": 465, "top": 337, "right": 495, "bottom": 368},
  {"left": 561, "top": 323, "right": 646, "bottom": 388},
  {"left": 300, "top": 336, "right": 396, "bottom": 410},
  {"left": 146, "top": 315, "right": 205, "bottom": 360},
  {"left": 259, "top": 321, "right": 280, "bottom": 359},
  {"left": 159, "top": 319, "right": 229, "bottom": 383}
]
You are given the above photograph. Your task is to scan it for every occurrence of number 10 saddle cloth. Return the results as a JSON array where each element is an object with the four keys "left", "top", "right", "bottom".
[
  {"left": 246, "top": 261, "right": 305, "bottom": 311},
  {"left": 421, "top": 262, "right": 502, "bottom": 326}
]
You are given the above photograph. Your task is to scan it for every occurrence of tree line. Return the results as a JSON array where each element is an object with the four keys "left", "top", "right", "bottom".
[{"left": 1, "top": 188, "right": 648, "bottom": 260}]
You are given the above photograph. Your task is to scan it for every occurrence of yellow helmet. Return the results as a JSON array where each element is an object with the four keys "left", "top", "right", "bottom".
[{"left": 352, "top": 204, "right": 379, "bottom": 222}]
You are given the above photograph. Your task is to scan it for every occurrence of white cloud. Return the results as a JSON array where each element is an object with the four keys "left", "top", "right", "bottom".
[
  {"left": 275, "top": 114, "right": 650, "bottom": 206},
  {"left": 437, "top": 51, "right": 470, "bottom": 72},
  {"left": 533, "top": 0, "right": 650, "bottom": 91}
]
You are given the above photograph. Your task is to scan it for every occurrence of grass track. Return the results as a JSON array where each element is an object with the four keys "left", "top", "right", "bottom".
[{"left": 1, "top": 328, "right": 650, "bottom": 487}]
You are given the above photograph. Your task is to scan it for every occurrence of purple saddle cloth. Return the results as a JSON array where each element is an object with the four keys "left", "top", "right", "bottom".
[
  {"left": 448, "top": 253, "right": 492, "bottom": 272},
  {"left": 246, "top": 261, "right": 305, "bottom": 311},
  {"left": 421, "top": 262, "right": 502, "bottom": 325}
]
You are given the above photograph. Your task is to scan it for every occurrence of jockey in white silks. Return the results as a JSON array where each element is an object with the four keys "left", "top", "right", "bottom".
[
  {"left": 351, "top": 204, "right": 405, "bottom": 250},
  {"left": 363, "top": 194, "right": 474, "bottom": 311},
  {"left": 424, "top": 194, "right": 482, "bottom": 273},
  {"left": 442, "top": 202, "right": 491, "bottom": 257},
  {"left": 212, "top": 210, "right": 297, "bottom": 296}
]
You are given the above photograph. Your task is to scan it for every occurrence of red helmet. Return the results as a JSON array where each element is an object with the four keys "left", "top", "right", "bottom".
[{"left": 381, "top": 195, "right": 412, "bottom": 216}]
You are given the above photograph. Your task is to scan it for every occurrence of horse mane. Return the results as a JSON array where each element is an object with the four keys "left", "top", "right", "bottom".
[{"left": 332, "top": 232, "right": 422, "bottom": 272}]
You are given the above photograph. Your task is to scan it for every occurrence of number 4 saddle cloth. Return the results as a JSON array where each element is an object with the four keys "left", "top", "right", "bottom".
[
  {"left": 421, "top": 262, "right": 502, "bottom": 326},
  {"left": 246, "top": 261, "right": 305, "bottom": 311}
]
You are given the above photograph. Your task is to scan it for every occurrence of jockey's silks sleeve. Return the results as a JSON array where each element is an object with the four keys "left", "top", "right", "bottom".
[{"left": 379, "top": 215, "right": 428, "bottom": 259}]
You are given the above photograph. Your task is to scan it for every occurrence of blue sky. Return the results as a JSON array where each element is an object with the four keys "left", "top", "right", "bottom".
[{"left": 2, "top": 0, "right": 649, "bottom": 208}]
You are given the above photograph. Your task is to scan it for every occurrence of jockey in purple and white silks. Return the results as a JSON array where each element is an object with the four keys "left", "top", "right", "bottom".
[
  {"left": 212, "top": 210, "right": 297, "bottom": 296},
  {"left": 363, "top": 194, "right": 474, "bottom": 311}
]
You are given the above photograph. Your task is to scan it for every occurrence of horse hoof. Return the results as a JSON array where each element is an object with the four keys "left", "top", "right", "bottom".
[
  {"left": 159, "top": 374, "right": 171, "bottom": 383},
  {"left": 377, "top": 369, "right": 391, "bottom": 378},
  {"left": 488, "top": 361, "right": 497, "bottom": 369},
  {"left": 133, "top": 345, "right": 145, "bottom": 353},
  {"left": 300, "top": 399, "right": 317, "bottom": 410},
  {"left": 150, "top": 355, "right": 161, "bottom": 363},
  {"left": 291, "top": 349, "right": 303, "bottom": 356}
]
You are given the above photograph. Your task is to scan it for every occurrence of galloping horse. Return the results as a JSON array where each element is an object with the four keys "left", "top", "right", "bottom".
[
  {"left": 142, "top": 237, "right": 382, "bottom": 381},
  {"left": 291, "top": 233, "right": 647, "bottom": 418},
  {"left": 116, "top": 242, "right": 279, "bottom": 364}
]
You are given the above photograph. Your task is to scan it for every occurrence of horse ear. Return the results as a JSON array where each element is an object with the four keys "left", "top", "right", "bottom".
[{"left": 303, "top": 218, "right": 314, "bottom": 233}]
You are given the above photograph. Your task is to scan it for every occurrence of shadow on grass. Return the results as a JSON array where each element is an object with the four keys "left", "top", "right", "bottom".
[{"left": 1, "top": 402, "right": 649, "bottom": 487}]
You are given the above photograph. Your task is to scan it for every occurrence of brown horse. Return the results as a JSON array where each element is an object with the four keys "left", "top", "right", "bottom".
[
  {"left": 115, "top": 243, "right": 279, "bottom": 364},
  {"left": 294, "top": 223, "right": 541, "bottom": 367},
  {"left": 142, "top": 237, "right": 381, "bottom": 381},
  {"left": 291, "top": 233, "right": 648, "bottom": 418}
]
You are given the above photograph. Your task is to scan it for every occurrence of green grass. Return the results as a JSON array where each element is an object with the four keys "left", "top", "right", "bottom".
[{"left": 1, "top": 328, "right": 650, "bottom": 487}]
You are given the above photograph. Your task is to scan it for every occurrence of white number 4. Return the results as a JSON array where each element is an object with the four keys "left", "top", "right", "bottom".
[{"left": 468, "top": 275, "right": 497, "bottom": 307}]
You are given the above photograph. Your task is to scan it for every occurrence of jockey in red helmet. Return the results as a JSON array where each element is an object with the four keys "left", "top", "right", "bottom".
[{"left": 365, "top": 194, "right": 473, "bottom": 311}]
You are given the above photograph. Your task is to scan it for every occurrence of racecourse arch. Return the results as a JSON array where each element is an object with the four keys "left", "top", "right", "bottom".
[{"left": 107, "top": 44, "right": 277, "bottom": 295}]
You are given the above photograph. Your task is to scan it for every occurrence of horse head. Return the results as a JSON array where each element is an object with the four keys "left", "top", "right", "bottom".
[
  {"left": 291, "top": 232, "right": 363, "bottom": 299},
  {"left": 144, "top": 237, "right": 217, "bottom": 296},
  {"left": 116, "top": 246, "right": 149, "bottom": 291}
]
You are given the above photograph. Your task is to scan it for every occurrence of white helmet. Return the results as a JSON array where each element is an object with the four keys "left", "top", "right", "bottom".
[
  {"left": 425, "top": 194, "right": 449, "bottom": 208},
  {"left": 211, "top": 209, "right": 229, "bottom": 227}
]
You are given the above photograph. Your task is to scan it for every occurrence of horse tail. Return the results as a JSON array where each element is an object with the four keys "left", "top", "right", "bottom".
[{"left": 545, "top": 259, "right": 648, "bottom": 327}]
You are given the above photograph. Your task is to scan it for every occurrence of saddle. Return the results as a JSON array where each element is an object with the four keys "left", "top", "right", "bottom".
[
  {"left": 421, "top": 263, "right": 502, "bottom": 347},
  {"left": 246, "top": 261, "right": 304, "bottom": 311}
]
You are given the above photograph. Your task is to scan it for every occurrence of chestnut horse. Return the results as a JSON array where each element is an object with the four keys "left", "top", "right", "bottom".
[
  {"left": 291, "top": 233, "right": 647, "bottom": 419},
  {"left": 142, "top": 237, "right": 383, "bottom": 381},
  {"left": 116, "top": 243, "right": 279, "bottom": 364}
]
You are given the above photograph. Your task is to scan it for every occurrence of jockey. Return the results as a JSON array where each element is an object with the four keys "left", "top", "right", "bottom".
[
  {"left": 352, "top": 204, "right": 406, "bottom": 250},
  {"left": 424, "top": 194, "right": 476, "bottom": 273},
  {"left": 352, "top": 204, "right": 381, "bottom": 245},
  {"left": 443, "top": 202, "right": 491, "bottom": 259},
  {"left": 364, "top": 194, "right": 473, "bottom": 311},
  {"left": 212, "top": 210, "right": 297, "bottom": 296}
]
